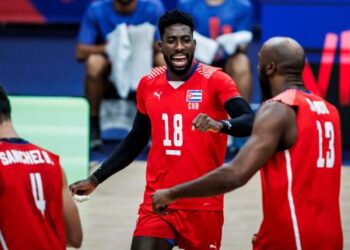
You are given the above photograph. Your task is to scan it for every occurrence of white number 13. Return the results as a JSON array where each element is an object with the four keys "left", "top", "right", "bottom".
[{"left": 316, "top": 121, "right": 335, "bottom": 168}]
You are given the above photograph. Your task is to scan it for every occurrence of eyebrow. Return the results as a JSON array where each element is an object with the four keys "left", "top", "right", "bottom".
[{"left": 166, "top": 35, "right": 191, "bottom": 39}]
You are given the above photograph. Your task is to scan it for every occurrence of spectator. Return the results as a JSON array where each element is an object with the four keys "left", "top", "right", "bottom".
[
  {"left": 76, "top": 0, "right": 165, "bottom": 149},
  {"left": 178, "top": 0, "right": 254, "bottom": 102}
]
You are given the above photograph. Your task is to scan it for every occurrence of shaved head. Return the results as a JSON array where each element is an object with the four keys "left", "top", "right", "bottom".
[
  {"left": 258, "top": 37, "right": 306, "bottom": 100},
  {"left": 261, "top": 37, "right": 305, "bottom": 74}
]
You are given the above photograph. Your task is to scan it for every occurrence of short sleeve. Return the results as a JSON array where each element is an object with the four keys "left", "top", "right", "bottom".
[
  {"left": 150, "top": 0, "right": 165, "bottom": 41},
  {"left": 211, "top": 71, "right": 241, "bottom": 106},
  {"left": 77, "top": 4, "right": 99, "bottom": 45},
  {"left": 141, "top": 0, "right": 164, "bottom": 41},
  {"left": 136, "top": 76, "right": 148, "bottom": 114},
  {"left": 235, "top": 0, "right": 253, "bottom": 31},
  {"left": 177, "top": 0, "right": 193, "bottom": 14}
]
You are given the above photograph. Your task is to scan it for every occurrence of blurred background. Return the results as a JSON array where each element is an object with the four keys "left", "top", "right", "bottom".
[{"left": 0, "top": 0, "right": 349, "bottom": 181}]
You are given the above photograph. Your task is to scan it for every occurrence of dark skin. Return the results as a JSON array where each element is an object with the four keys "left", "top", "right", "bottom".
[
  {"left": 158, "top": 23, "right": 196, "bottom": 81},
  {"left": 152, "top": 37, "right": 306, "bottom": 213},
  {"left": 70, "top": 23, "right": 199, "bottom": 250}
]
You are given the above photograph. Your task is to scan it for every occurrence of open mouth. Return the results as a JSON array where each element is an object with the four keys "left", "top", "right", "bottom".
[{"left": 171, "top": 54, "right": 188, "bottom": 68}]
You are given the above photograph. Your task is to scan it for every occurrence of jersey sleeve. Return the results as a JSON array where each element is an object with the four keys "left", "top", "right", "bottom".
[
  {"left": 211, "top": 71, "right": 241, "bottom": 106},
  {"left": 149, "top": 0, "right": 165, "bottom": 41},
  {"left": 136, "top": 76, "right": 148, "bottom": 115},
  {"left": 177, "top": 0, "right": 193, "bottom": 14},
  {"left": 235, "top": 0, "right": 253, "bottom": 31},
  {"left": 77, "top": 4, "right": 99, "bottom": 45},
  {"left": 269, "top": 89, "right": 298, "bottom": 107}
]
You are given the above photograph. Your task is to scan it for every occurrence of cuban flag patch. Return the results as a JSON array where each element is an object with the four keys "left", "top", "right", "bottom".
[{"left": 186, "top": 90, "right": 202, "bottom": 102}]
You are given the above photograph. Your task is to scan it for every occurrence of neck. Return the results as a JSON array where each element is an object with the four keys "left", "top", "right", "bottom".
[
  {"left": 284, "top": 75, "right": 306, "bottom": 91},
  {"left": 0, "top": 120, "right": 19, "bottom": 139},
  {"left": 167, "top": 63, "right": 195, "bottom": 81},
  {"left": 114, "top": 0, "right": 137, "bottom": 14}
]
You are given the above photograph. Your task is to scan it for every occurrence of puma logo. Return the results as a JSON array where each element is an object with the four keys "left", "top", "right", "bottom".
[
  {"left": 209, "top": 244, "right": 217, "bottom": 249},
  {"left": 154, "top": 91, "right": 162, "bottom": 100}
]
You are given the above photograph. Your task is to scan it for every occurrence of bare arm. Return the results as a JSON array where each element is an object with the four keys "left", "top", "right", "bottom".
[
  {"left": 75, "top": 43, "right": 106, "bottom": 62},
  {"left": 153, "top": 101, "right": 297, "bottom": 212},
  {"left": 62, "top": 169, "right": 83, "bottom": 248}
]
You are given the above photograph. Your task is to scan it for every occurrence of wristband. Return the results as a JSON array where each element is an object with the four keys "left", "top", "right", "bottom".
[{"left": 219, "top": 120, "right": 232, "bottom": 132}]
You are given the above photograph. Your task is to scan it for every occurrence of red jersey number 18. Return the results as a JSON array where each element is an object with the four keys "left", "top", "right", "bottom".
[{"left": 162, "top": 113, "right": 183, "bottom": 156}]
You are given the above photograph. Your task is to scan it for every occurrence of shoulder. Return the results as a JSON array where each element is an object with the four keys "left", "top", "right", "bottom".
[
  {"left": 268, "top": 89, "right": 298, "bottom": 106},
  {"left": 90, "top": 0, "right": 112, "bottom": 10},
  {"left": 228, "top": 0, "right": 252, "bottom": 9},
  {"left": 258, "top": 99, "right": 296, "bottom": 127},
  {"left": 85, "top": 0, "right": 113, "bottom": 18},
  {"left": 178, "top": 0, "right": 195, "bottom": 6},
  {"left": 196, "top": 63, "right": 223, "bottom": 80},
  {"left": 139, "top": 0, "right": 164, "bottom": 10},
  {"left": 138, "top": 66, "right": 166, "bottom": 89},
  {"left": 146, "top": 66, "right": 167, "bottom": 80}
]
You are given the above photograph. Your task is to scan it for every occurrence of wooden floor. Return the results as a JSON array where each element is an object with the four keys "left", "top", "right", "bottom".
[{"left": 75, "top": 162, "right": 350, "bottom": 250}]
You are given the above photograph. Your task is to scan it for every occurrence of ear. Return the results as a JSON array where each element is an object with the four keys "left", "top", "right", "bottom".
[
  {"left": 266, "top": 61, "right": 277, "bottom": 76},
  {"left": 158, "top": 41, "right": 163, "bottom": 53}
]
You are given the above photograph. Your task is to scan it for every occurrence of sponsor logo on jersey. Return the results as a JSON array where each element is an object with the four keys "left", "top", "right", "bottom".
[
  {"left": 154, "top": 91, "right": 162, "bottom": 100},
  {"left": 186, "top": 90, "right": 202, "bottom": 102}
]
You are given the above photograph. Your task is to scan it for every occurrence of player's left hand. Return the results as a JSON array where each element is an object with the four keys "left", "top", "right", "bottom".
[
  {"left": 152, "top": 189, "right": 176, "bottom": 214},
  {"left": 192, "top": 113, "right": 223, "bottom": 133}
]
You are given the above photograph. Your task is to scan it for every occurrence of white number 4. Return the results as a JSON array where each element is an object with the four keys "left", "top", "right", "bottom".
[
  {"left": 316, "top": 121, "right": 335, "bottom": 168},
  {"left": 30, "top": 173, "right": 46, "bottom": 216}
]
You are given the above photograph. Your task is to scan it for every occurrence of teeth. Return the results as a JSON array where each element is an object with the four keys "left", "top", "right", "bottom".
[{"left": 173, "top": 55, "right": 186, "bottom": 59}]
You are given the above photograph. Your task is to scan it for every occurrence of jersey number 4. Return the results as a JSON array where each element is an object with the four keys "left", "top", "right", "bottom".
[
  {"left": 30, "top": 173, "right": 46, "bottom": 216},
  {"left": 316, "top": 121, "right": 335, "bottom": 168}
]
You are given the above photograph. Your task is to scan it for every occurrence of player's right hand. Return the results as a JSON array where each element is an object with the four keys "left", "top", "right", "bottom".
[{"left": 69, "top": 175, "right": 99, "bottom": 196}]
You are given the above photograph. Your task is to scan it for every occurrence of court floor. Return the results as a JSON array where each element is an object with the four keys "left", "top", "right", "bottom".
[{"left": 75, "top": 162, "right": 350, "bottom": 249}]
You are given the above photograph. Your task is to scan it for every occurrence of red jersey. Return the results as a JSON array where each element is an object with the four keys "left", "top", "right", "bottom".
[
  {"left": 0, "top": 139, "right": 66, "bottom": 250},
  {"left": 254, "top": 89, "right": 343, "bottom": 250},
  {"left": 137, "top": 63, "right": 240, "bottom": 210}
]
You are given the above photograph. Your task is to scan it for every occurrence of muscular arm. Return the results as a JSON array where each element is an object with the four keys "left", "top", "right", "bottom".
[
  {"left": 92, "top": 111, "right": 151, "bottom": 184},
  {"left": 62, "top": 169, "right": 82, "bottom": 248},
  {"left": 75, "top": 43, "right": 106, "bottom": 62},
  {"left": 154, "top": 102, "right": 297, "bottom": 209}
]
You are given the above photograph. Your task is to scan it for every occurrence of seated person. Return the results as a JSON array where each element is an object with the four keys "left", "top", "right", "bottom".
[
  {"left": 76, "top": 0, "right": 165, "bottom": 149},
  {"left": 178, "top": 0, "right": 254, "bottom": 102}
]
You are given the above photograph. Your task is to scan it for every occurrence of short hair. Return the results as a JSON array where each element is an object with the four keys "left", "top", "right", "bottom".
[
  {"left": 158, "top": 10, "right": 194, "bottom": 39},
  {"left": 0, "top": 86, "right": 11, "bottom": 122}
]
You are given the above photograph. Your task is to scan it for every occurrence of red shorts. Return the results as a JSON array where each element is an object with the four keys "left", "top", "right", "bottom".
[{"left": 133, "top": 205, "right": 223, "bottom": 250}]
